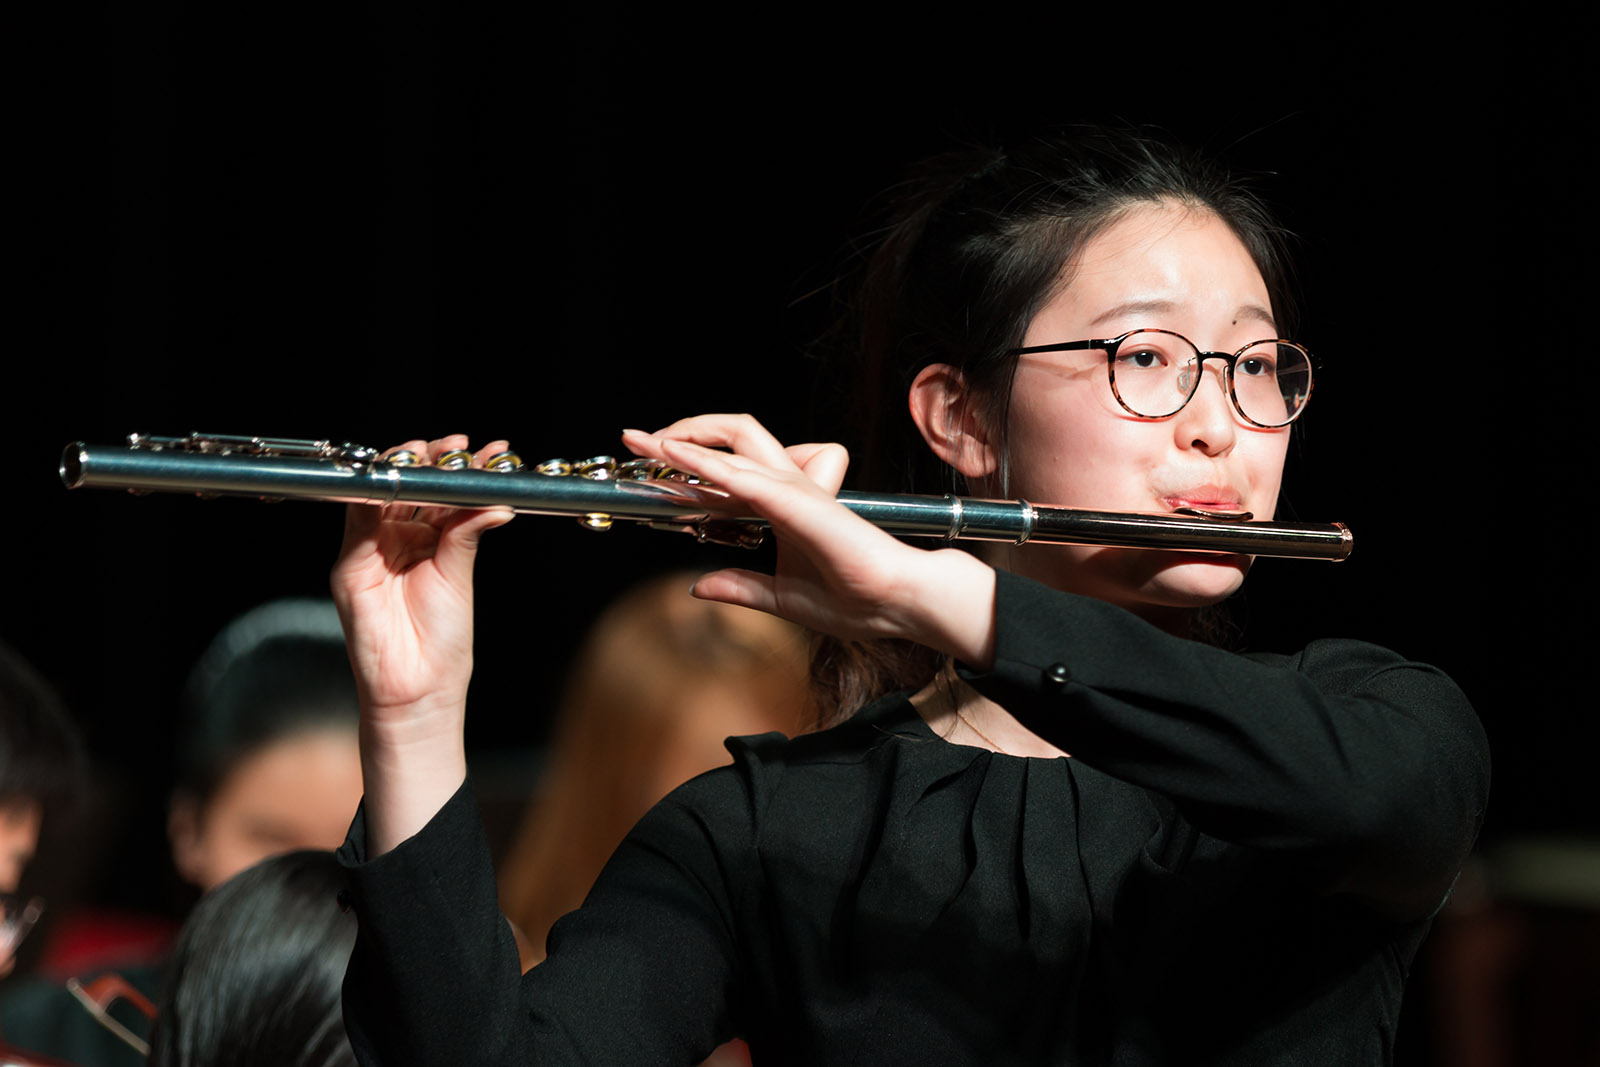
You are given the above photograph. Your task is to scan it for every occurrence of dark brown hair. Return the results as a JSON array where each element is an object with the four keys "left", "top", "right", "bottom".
[
  {"left": 147, "top": 850, "right": 357, "bottom": 1067},
  {"left": 808, "top": 126, "right": 1297, "bottom": 727},
  {"left": 0, "top": 640, "right": 84, "bottom": 821}
]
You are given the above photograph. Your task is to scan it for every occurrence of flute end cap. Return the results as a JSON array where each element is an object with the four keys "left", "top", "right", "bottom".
[
  {"left": 1334, "top": 523, "right": 1354, "bottom": 562},
  {"left": 60, "top": 442, "right": 89, "bottom": 489}
]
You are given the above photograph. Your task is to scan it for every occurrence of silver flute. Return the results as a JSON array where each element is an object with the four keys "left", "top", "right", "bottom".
[{"left": 60, "top": 433, "right": 1352, "bottom": 561}]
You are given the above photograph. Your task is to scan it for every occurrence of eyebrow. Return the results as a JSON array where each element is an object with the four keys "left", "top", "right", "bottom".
[{"left": 1087, "top": 299, "right": 1278, "bottom": 333}]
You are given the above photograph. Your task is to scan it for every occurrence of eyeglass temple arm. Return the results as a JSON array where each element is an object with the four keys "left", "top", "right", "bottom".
[{"left": 1006, "top": 340, "right": 1109, "bottom": 355}]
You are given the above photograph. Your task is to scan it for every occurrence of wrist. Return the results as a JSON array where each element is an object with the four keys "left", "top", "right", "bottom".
[
  {"left": 359, "top": 699, "right": 469, "bottom": 855},
  {"left": 361, "top": 692, "right": 468, "bottom": 747},
  {"left": 900, "top": 549, "right": 997, "bottom": 669}
]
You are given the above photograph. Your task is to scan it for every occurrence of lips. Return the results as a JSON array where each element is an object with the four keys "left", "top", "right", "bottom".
[{"left": 1160, "top": 485, "right": 1243, "bottom": 511}]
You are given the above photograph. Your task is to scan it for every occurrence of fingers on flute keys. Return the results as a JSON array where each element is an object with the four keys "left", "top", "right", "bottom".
[
  {"left": 375, "top": 436, "right": 512, "bottom": 528},
  {"left": 623, "top": 417, "right": 849, "bottom": 497},
  {"left": 626, "top": 415, "right": 798, "bottom": 472},
  {"left": 439, "top": 439, "right": 517, "bottom": 545}
]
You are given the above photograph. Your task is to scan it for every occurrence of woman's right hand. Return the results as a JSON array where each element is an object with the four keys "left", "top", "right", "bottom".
[
  {"left": 622, "top": 416, "right": 997, "bottom": 669},
  {"left": 329, "top": 434, "right": 513, "bottom": 853}
]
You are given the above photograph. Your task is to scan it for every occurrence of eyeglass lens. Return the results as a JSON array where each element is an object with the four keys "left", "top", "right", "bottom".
[{"left": 1110, "top": 330, "right": 1311, "bottom": 426}]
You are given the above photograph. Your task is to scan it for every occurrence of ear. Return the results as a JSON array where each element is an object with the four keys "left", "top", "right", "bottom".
[{"left": 908, "top": 364, "right": 998, "bottom": 481}]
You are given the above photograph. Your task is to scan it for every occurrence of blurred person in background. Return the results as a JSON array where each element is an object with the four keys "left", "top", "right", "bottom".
[
  {"left": 162, "top": 599, "right": 364, "bottom": 897},
  {"left": 145, "top": 848, "right": 357, "bottom": 1067},
  {"left": 496, "top": 573, "right": 808, "bottom": 1067},
  {"left": 498, "top": 571, "right": 809, "bottom": 967},
  {"left": 1425, "top": 842, "right": 1600, "bottom": 1067},
  {"left": 0, "top": 600, "right": 363, "bottom": 1066},
  {"left": 0, "top": 640, "right": 86, "bottom": 980}
]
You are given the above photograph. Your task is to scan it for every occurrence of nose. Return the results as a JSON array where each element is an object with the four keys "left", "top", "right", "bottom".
[{"left": 1173, "top": 359, "right": 1236, "bottom": 456}]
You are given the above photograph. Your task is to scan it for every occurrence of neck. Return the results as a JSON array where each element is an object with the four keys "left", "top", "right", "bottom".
[{"left": 908, "top": 663, "right": 1069, "bottom": 759}]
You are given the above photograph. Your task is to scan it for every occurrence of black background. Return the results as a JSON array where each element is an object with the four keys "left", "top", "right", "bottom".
[{"left": 8, "top": 3, "right": 1591, "bottom": 1058}]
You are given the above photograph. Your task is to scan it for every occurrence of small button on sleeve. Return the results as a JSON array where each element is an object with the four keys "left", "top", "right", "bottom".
[{"left": 1044, "top": 662, "right": 1071, "bottom": 686}]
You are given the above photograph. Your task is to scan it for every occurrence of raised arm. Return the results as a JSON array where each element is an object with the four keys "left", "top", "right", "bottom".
[{"left": 329, "top": 434, "right": 513, "bottom": 856}]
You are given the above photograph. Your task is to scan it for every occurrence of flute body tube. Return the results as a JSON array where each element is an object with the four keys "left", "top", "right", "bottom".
[{"left": 59, "top": 435, "right": 1352, "bottom": 562}]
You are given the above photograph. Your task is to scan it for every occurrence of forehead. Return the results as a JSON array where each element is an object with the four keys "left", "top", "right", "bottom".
[{"left": 1044, "top": 202, "right": 1274, "bottom": 333}]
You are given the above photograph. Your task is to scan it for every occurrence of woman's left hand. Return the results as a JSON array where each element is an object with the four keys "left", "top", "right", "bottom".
[
  {"left": 622, "top": 415, "right": 997, "bottom": 669},
  {"left": 330, "top": 434, "right": 514, "bottom": 853}
]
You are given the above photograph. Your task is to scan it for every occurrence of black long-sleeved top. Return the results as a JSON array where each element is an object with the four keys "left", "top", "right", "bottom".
[{"left": 338, "top": 570, "right": 1489, "bottom": 1065}]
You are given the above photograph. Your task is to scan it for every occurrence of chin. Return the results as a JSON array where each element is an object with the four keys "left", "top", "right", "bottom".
[
  {"left": 1014, "top": 546, "right": 1250, "bottom": 617},
  {"left": 1136, "top": 553, "right": 1252, "bottom": 608}
]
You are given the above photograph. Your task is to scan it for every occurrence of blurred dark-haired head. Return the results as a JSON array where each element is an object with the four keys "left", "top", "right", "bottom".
[
  {"left": 167, "top": 600, "right": 362, "bottom": 892},
  {"left": 0, "top": 640, "right": 85, "bottom": 893},
  {"left": 146, "top": 849, "right": 356, "bottom": 1067}
]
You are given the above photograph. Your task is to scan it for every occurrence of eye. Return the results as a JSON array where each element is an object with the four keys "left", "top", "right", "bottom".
[
  {"left": 1237, "top": 355, "right": 1276, "bottom": 378},
  {"left": 1115, "top": 347, "right": 1169, "bottom": 371}
]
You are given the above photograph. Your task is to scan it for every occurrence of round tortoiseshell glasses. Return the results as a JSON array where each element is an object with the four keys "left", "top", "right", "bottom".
[{"left": 1008, "top": 329, "right": 1314, "bottom": 428}]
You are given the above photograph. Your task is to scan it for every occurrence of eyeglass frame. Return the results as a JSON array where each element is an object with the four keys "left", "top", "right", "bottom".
[{"left": 1006, "top": 328, "right": 1316, "bottom": 429}]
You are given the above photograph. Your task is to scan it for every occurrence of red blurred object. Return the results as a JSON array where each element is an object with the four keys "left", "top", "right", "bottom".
[{"left": 32, "top": 911, "right": 177, "bottom": 981}]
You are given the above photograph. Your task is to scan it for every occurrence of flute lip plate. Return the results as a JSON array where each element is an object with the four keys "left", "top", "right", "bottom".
[{"left": 1172, "top": 506, "right": 1254, "bottom": 521}]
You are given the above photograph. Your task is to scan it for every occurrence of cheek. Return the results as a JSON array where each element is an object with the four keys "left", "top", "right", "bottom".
[
  {"left": 1240, "top": 431, "right": 1290, "bottom": 509},
  {"left": 187, "top": 811, "right": 258, "bottom": 889},
  {"left": 1005, "top": 387, "right": 1160, "bottom": 502}
]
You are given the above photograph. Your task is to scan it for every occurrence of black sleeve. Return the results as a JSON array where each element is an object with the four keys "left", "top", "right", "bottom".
[
  {"left": 337, "top": 782, "right": 533, "bottom": 1066},
  {"left": 338, "top": 760, "right": 760, "bottom": 1065},
  {"left": 523, "top": 761, "right": 757, "bottom": 1062},
  {"left": 962, "top": 569, "right": 1491, "bottom": 919}
]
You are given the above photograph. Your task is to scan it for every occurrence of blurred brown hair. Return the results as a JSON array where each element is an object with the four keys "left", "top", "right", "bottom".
[{"left": 497, "top": 573, "right": 808, "bottom": 967}]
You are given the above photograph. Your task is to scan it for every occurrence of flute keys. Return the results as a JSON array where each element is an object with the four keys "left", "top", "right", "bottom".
[
  {"left": 615, "top": 458, "right": 691, "bottom": 482},
  {"left": 434, "top": 450, "right": 473, "bottom": 470},
  {"left": 485, "top": 451, "right": 524, "bottom": 473},
  {"left": 694, "top": 520, "right": 766, "bottom": 549},
  {"left": 575, "top": 457, "right": 616, "bottom": 480},
  {"left": 385, "top": 449, "right": 422, "bottom": 467},
  {"left": 531, "top": 456, "right": 685, "bottom": 481},
  {"left": 574, "top": 457, "right": 616, "bottom": 531}
]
